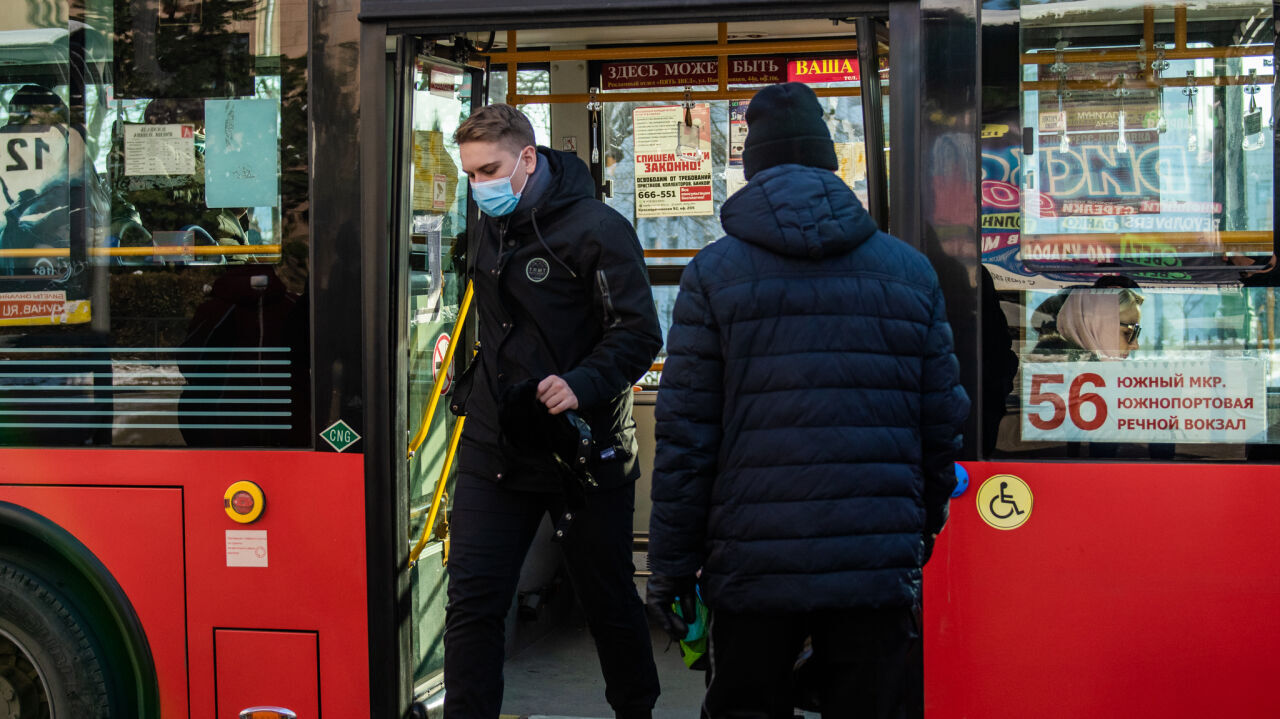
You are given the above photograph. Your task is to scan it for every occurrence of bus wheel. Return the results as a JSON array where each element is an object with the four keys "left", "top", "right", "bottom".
[{"left": 0, "top": 560, "right": 111, "bottom": 719}]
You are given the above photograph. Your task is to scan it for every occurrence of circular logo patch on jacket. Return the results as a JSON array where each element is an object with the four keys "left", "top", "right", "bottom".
[{"left": 526, "top": 257, "right": 551, "bottom": 283}]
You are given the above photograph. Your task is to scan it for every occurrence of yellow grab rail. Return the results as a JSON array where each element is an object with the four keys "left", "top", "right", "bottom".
[
  {"left": 407, "top": 281, "right": 473, "bottom": 459},
  {"left": 405, "top": 280, "right": 473, "bottom": 568},
  {"left": 409, "top": 415, "right": 466, "bottom": 568}
]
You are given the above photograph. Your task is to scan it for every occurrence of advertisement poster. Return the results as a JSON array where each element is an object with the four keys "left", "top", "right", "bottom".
[
  {"left": 834, "top": 141, "right": 866, "bottom": 189},
  {"left": 204, "top": 99, "right": 279, "bottom": 208},
  {"left": 412, "top": 130, "right": 459, "bottom": 214},
  {"left": 633, "top": 104, "right": 713, "bottom": 218},
  {"left": 787, "top": 57, "right": 860, "bottom": 84},
  {"left": 123, "top": 123, "right": 195, "bottom": 176},
  {"left": 1020, "top": 358, "right": 1267, "bottom": 444},
  {"left": 602, "top": 57, "right": 785, "bottom": 90},
  {"left": 0, "top": 291, "right": 91, "bottom": 327},
  {"left": 726, "top": 100, "right": 749, "bottom": 197}
]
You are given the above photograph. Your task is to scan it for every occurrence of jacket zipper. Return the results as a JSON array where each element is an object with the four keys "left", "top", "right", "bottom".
[{"left": 596, "top": 269, "right": 620, "bottom": 328}]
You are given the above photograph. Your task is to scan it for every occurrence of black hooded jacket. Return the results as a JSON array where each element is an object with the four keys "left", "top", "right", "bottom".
[
  {"left": 451, "top": 147, "right": 662, "bottom": 491},
  {"left": 649, "top": 164, "right": 969, "bottom": 612}
]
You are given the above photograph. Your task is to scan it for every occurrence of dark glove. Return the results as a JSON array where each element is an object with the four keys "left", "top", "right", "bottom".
[
  {"left": 922, "top": 532, "right": 938, "bottom": 565},
  {"left": 645, "top": 574, "right": 698, "bottom": 642}
]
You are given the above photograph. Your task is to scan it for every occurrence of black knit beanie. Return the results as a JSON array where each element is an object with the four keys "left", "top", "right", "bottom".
[{"left": 742, "top": 82, "right": 838, "bottom": 180}]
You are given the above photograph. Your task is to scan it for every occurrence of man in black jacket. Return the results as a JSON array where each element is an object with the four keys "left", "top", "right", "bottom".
[
  {"left": 444, "top": 104, "right": 663, "bottom": 719},
  {"left": 646, "top": 83, "right": 969, "bottom": 718}
]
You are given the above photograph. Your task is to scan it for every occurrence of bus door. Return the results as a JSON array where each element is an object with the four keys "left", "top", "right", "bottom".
[
  {"left": 369, "top": 4, "right": 981, "bottom": 716},
  {"left": 468, "top": 18, "right": 892, "bottom": 583},
  {"left": 391, "top": 45, "right": 480, "bottom": 704},
  {"left": 387, "top": 16, "right": 888, "bottom": 711}
]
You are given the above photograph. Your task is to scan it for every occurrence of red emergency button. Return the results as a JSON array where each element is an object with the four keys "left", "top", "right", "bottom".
[
  {"left": 230, "top": 491, "right": 255, "bottom": 515},
  {"left": 223, "top": 481, "right": 265, "bottom": 524}
]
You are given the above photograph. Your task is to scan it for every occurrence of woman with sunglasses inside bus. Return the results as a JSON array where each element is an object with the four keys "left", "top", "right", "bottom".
[{"left": 1032, "top": 287, "right": 1145, "bottom": 361}]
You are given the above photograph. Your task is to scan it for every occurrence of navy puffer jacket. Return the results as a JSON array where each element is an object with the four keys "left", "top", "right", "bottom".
[{"left": 649, "top": 164, "right": 969, "bottom": 612}]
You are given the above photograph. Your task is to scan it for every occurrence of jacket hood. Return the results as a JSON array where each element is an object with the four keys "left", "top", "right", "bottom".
[
  {"left": 721, "top": 163, "right": 878, "bottom": 259},
  {"left": 509, "top": 146, "right": 595, "bottom": 227}
]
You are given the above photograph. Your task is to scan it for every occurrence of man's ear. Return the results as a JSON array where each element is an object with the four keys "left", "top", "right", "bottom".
[{"left": 522, "top": 145, "right": 538, "bottom": 175}]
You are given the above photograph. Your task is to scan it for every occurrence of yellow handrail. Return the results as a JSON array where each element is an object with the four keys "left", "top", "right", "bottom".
[
  {"left": 409, "top": 415, "right": 466, "bottom": 568},
  {"left": 407, "top": 281, "right": 473, "bottom": 459}
]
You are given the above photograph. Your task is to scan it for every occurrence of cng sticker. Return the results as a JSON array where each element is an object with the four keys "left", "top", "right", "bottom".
[
  {"left": 433, "top": 333, "right": 453, "bottom": 393},
  {"left": 976, "top": 474, "right": 1033, "bottom": 530},
  {"left": 320, "top": 419, "right": 361, "bottom": 453}
]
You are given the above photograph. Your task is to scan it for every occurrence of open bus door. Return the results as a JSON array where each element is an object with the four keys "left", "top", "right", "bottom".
[
  {"left": 393, "top": 47, "right": 481, "bottom": 703},
  {"left": 365, "top": 2, "right": 981, "bottom": 716}
]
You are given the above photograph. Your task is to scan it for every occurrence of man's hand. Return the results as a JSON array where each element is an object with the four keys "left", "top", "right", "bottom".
[
  {"left": 645, "top": 574, "right": 698, "bottom": 642},
  {"left": 537, "top": 375, "right": 579, "bottom": 415}
]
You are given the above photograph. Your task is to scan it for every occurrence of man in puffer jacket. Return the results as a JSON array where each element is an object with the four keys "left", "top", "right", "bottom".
[{"left": 646, "top": 83, "right": 969, "bottom": 719}]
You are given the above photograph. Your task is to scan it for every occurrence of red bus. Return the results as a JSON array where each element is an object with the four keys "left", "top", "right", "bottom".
[{"left": 0, "top": 0, "right": 1275, "bottom": 718}]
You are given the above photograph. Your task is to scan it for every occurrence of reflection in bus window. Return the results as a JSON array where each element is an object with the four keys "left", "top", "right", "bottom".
[
  {"left": 1018, "top": 1, "right": 1273, "bottom": 277},
  {"left": 988, "top": 0, "right": 1277, "bottom": 461},
  {"left": 0, "top": 0, "right": 310, "bottom": 448}
]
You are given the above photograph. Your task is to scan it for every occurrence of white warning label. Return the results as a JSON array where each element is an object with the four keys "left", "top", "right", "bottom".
[{"left": 225, "top": 530, "right": 268, "bottom": 567}]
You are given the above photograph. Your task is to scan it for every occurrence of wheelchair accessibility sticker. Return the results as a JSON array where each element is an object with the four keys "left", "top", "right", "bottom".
[{"left": 976, "top": 474, "right": 1033, "bottom": 530}]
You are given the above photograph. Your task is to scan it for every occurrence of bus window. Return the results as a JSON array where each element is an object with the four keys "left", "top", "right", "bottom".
[
  {"left": 603, "top": 86, "right": 873, "bottom": 256},
  {"left": 486, "top": 68, "right": 553, "bottom": 146},
  {"left": 482, "top": 20, "right": 877, "bottom": 385},
  {"left": 0, "top": 0, "right": 310, "bottom": 448},
  {"left": 986, "top": 0, "right": 1277, "bottom": 460}
]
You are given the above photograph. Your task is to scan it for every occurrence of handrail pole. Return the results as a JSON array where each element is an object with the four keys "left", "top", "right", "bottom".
[
  {"left": 409, "top": 415, "right": 466, "bottom": 567},
  {"left": 407, "top": 281, "right": 473, "bottom": 458}
]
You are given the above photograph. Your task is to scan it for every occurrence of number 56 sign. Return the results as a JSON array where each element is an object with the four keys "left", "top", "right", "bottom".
[{"left": 1021, "top": 359, "right": 1267, "bottom": 444}]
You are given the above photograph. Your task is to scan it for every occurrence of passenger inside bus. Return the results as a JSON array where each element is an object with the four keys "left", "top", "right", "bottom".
[{"left": 1031, "top": 288, "right": 1145, "bottom": 361}]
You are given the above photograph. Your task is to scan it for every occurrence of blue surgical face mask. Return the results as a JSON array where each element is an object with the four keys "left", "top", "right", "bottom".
[{"left": 471, "top": 151, "right": 528, "bottom": 217}]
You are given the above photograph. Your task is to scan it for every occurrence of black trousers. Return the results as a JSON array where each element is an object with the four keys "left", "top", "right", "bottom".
[
  {"left": 703, "top": 606, "right": 920, "bottom": 719},
  {"left": 443, "top": 473, "right": 660, "bottom": 718}
]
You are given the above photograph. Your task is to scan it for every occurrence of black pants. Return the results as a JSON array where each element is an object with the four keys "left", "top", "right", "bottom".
[
  {"left": 443, "top": 473, "right": 660, "bottom": 718},
  {"left": 703, "top": 606, "right": 919, "bottom": 719}
]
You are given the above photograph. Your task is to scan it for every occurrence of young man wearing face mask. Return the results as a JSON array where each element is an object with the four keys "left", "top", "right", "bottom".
[{"left": 445, "top": 104, "right": 663, "bottom": 719}]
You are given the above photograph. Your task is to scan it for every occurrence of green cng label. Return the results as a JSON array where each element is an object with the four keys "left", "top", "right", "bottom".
[{"left": 320, "top": 420, "right": 361, "bottom": 452}]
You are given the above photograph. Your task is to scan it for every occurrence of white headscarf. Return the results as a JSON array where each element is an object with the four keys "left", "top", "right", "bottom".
[{"left": 1056, "top": 290, "right": 1130, "bottom": 359}]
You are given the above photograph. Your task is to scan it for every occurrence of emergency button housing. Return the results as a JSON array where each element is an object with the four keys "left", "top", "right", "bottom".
[{"left": 224, "top": 480, "right": 266, "bottom": 524}]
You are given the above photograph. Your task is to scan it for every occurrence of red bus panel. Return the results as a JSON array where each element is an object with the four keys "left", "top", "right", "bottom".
[
  {"left": 926, "top": 461, "right": 1280, "bottom": 718},
  {"left": 215, "top": 630, "right": 319, "bottom": 719},
  {"left": 0, "top": 485, "right": 188, "bottom": 718},
  {"left": 0, "top": 449, "right": 369, "bottom": 719}
]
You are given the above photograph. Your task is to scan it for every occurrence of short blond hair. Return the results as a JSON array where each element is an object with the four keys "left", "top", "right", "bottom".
[{"left": 454, "top": 104, "right": 535, "bottom": 155}]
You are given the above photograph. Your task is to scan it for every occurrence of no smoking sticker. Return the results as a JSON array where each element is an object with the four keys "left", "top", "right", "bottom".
[
  {"left": 433, "top": 333, "right": 453, "bottom": 393},
  {"left": 976, "top": 474, "right": 1033, "bottom": 530}
]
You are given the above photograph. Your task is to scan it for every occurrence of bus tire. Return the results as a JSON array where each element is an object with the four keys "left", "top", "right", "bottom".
[{"left": 0, "top": 558, "right": 112, "bottom": 719}]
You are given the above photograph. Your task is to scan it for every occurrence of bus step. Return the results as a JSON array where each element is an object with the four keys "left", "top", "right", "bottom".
[{"left": 632, "top": 532, "right": 650, "bottom": 577}]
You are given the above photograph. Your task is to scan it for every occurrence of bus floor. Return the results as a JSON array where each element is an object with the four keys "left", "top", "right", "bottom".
[
  {"left": 499, "top": 606, "right": 820, "bottom": 719},
  {"left": 499, "top": 607, "right": 704, "bottom": 719}
]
